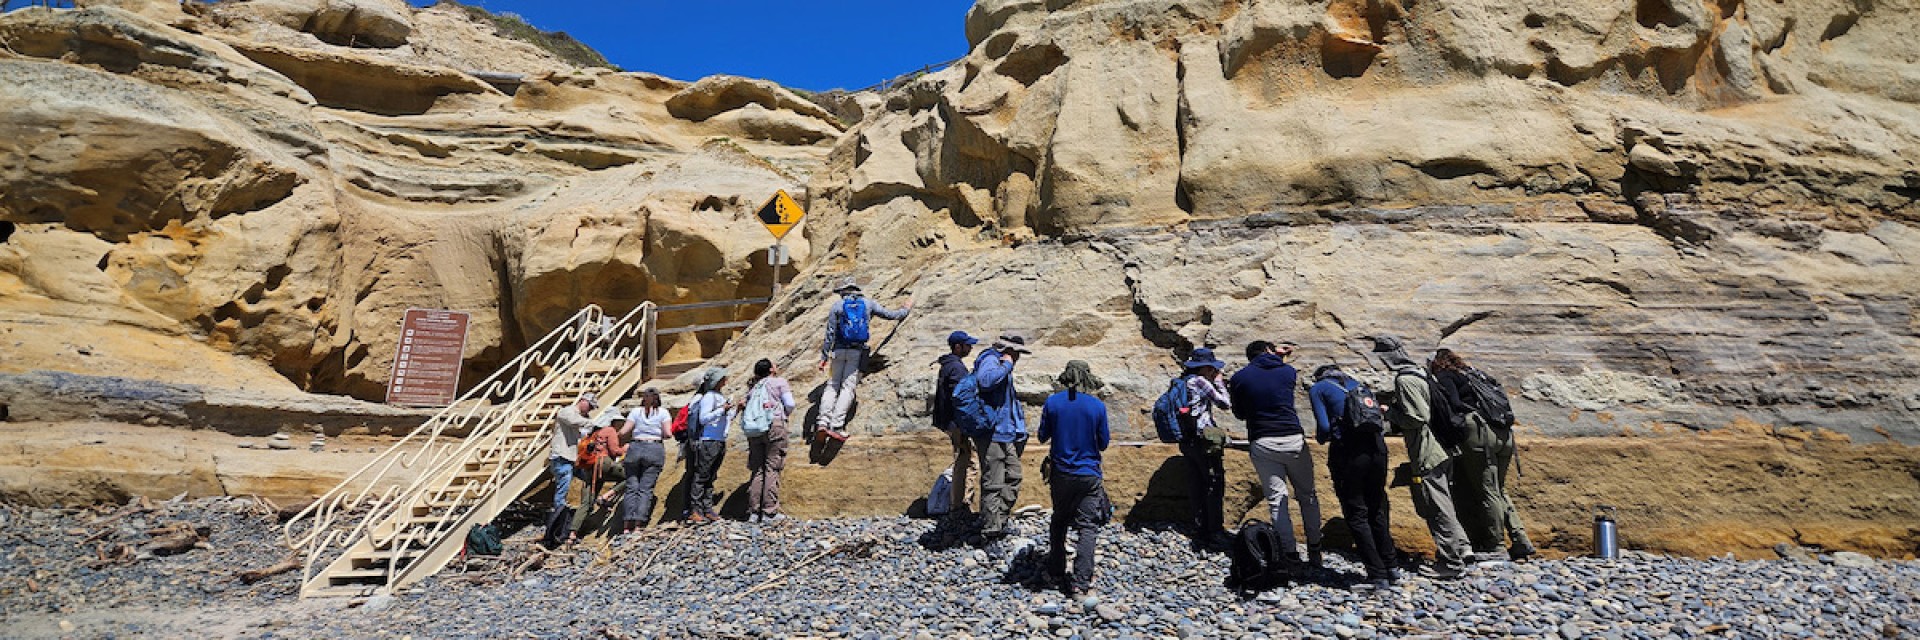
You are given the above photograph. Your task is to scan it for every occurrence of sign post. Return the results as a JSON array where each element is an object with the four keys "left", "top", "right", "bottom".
[
  {"left": 753, "top": 190, "right": 807, "bottom": 298},
  {"left": 386, "top": 309, "right": 470, "bottom": 407}
]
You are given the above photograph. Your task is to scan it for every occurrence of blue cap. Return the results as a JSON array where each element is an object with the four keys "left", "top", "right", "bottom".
[{"left": 947, "top": 331, "right": 980, "bottom": 345}]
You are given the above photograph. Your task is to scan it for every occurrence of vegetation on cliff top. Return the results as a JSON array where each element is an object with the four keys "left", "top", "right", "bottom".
[{"left": 436, "top": 0, "right": 616, "bottom": 70}]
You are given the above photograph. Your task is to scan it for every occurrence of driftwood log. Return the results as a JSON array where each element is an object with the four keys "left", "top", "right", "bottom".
[{"left": 240, "top": 556, "right": 302, "bottom": 584}]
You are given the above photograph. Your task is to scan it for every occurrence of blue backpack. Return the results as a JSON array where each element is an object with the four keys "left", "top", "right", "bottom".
[
  {"left": 837, "top": 297, "right": 871, "bottom": 344},
  {"left": 1151, "top": 375, "right": 1194, "bottom": 443},
  {"left": 951, "top": 373, "right": 994, "bottom": 437}
]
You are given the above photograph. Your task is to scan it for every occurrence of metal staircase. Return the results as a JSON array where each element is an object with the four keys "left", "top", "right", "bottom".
[{"left": 284, "top": 303, "right": 659, "bottom": 597}]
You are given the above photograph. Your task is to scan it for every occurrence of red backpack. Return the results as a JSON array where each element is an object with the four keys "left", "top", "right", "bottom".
[{"left": 668, "top": 404, "right": 692, "bottom": 441}]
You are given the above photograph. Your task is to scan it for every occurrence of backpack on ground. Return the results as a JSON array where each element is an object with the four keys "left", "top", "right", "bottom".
[
  {"left": 1462, "top": 368, "right": 1516, "bottom": 430},
  {"left": 465, "top": 522, "right": 503, "bottom": 556},
  {"left": 668, "top": 404, "right": 692, "bottom": 442},
  {"left": 925, "top": 467, "right": 953, "bottom": 517},
  {"left": 951, "top": 373, "right": 994, "bottom": 437},
  {"left": 837, "top": 297, "right": 871, "bottom": 344},
  {"left": 541, "top": 505, "right": 575, "bottom": 549},
  {"left": 741, "top": 380, "right": 776, "bottom": 437},
  {"left": 1338, "top": 379, "right": 1389, "bottom": 438},
  {"left": 1227, "top": 520, "right": 1290, "bottom": 592},
  {"left": 1151, "top": 375, "right": 1195, "bottom": 443}
]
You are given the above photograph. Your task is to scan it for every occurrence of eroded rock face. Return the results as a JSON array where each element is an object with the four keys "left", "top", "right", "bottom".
[
  {"left": 703, "top": 0, "right": 1920, "bottom": 442},
  {"left": 0, "top": 5, "right": 833, "bottom": 402}
]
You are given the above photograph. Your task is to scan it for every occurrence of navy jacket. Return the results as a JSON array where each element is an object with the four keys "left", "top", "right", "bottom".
[
  {"left": 1227, "top": 353, "right": 1304, "bottom": 440},
  {"left": 1038, "top": 390, "right": 1109, "bottom": 477},
  {"left": 932, "top": 353, "right": 967, "bottom": 428}
]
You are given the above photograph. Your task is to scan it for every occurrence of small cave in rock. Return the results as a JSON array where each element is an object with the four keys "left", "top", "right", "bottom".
[
  {"left": 997, "top": 43, "right": 1067, "bottom": 86},
  {"left": 1637, "top": 0, "right": 1688, "bottom": 29},
  {"left": 0, "top": 221, "right": 14, "bottom": 244},
  {"left": 1820, "top": 13, "right": 1859, "bottom": 42},
  {"left": 1525, "top": 13, "right": 1548, "bottom": 29},
  {"left": 1320, "top": 38, "right": 1381, "bottom": 79}
]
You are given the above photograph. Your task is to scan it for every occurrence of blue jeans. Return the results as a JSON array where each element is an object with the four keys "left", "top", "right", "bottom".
[{"left": 550, "top": 456, "right": 575, "bottom": 511}]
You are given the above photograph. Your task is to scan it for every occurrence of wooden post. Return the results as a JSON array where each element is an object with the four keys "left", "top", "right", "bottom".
[{"left": 643, "top": 305, "right": 658, "bottom": 383}]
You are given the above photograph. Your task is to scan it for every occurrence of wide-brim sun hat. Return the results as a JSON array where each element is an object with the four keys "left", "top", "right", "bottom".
[
  {"left": 833, "top": 276, "right": 862, "bottom": 293},
  {"left": 1182, "top": 347, "right": 1226, "bottom": 370}
]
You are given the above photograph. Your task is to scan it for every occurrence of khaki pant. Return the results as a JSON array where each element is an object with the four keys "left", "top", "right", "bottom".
[
  {"left": 1410, "top": 457, "right": 1473, "bottom": 574},
  {"left": 946, "top": 428, "right": 978, "bottom": 513},
  {"left": 975, "top": 436, "right": 1024, "bottom": 536},
  {"left": 747, "top": 421, "right": 789, "bottom": 516},
  {"left": 571, "top": 457, "right": 626, "bottom": 534},
  {"left": 816, "top": 348, "right": 864, "bottom": 433}
]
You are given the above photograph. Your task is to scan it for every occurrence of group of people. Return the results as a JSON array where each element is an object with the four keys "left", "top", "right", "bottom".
[
  {"left": 545, "top": 358, "right": 798, "bottom": 544},
  {"left": 542, "top": 276, "right": 1534, "bottom": 595}
]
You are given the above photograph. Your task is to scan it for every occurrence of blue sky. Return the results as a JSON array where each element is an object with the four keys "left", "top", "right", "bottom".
[{"left": 416, "top": 1, "right": 978, "bottom": 91}]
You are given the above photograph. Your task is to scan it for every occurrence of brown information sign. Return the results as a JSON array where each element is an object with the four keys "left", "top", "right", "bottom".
[{"left": 386, "top": 309, "right": 470, "bottom": 407}]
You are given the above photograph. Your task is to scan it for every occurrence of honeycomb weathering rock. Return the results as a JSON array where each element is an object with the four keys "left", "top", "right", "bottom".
[
  {"left": 0, "top": 4, "right": 826, "bottom": 407},
  {"left": 700, "top": 0, "right": 1920, "bottom": 442}
]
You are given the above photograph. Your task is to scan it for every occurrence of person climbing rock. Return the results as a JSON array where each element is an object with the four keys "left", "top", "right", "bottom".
[{"left": 815, "top": 276, "right": 911, "bottom": 442}]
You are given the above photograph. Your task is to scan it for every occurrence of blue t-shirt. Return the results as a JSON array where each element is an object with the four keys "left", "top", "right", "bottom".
[{"left": 1037, "top": 390, "right": 1109, "bottom": 477}]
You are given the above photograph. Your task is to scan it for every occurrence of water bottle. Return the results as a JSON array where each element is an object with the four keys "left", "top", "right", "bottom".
[{"left": 1593, "top": 505, "right": 1619, "bottom": 560}]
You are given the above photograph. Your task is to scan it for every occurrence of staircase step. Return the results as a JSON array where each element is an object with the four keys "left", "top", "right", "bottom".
[{"left": 328, "top": 568, "right": 393, "bottom": 580}]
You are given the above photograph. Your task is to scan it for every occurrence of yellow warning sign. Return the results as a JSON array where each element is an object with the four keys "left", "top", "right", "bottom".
[{"left": 755, "top": 190, "right": 807, "bottom": 240}]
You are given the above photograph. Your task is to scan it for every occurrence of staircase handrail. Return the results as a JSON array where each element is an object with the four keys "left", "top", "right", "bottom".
[{"left": 283, "top": 305, "right": 608, "bottom": 552}]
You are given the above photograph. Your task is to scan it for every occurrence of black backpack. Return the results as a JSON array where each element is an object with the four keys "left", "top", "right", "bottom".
[
  {"left": 1227, "top": 521, "right": 1290, "bottom": 592},
  {"left": 1462, "top": 368, "right": 1517, "bottom": 431},
  {"left": 1339, "top": 380, "right": 1388, "bottom": 438}
]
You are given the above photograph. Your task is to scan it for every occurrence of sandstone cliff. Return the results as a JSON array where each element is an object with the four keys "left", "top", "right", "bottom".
[
  {"left": 706, "top": 0, "right": 1920, "bottom": 442},
  {"left": 0, "top": 0, "right": 836, "bottom": 412}
]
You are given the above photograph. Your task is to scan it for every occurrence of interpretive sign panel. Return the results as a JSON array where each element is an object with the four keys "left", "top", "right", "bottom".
[{"left": 386, "top": 309, "right": 470, "bottom": 407}]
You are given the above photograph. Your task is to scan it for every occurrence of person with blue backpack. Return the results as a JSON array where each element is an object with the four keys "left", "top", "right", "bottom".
[
  {"left": 1178, "top": 347, "right": 1235, "bottom": 549},
  {"left": 1308, "top": 363, "right": 1398, "bottom": 589},
  {"left": 964, "top": 333, "right": 1032, "bottom": 544},
  {"left": 1227, "top": 340, "right": 1324, "bottom": 568},
  {"left": 815, "top": 276, "right": 912, "bottom": 442}
]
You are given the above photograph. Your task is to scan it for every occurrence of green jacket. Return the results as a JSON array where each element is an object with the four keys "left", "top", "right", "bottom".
[{"left": 1388, "top": 368, "right": 1450, "bottom": 475}]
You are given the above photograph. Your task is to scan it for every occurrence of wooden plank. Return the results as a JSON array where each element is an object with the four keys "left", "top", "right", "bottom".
[
  {"left": 655, "top": 320, "right": 755, "bottom": 336},
  {"left": 653, "top": 297, "right": 771, "bottom": 313}
]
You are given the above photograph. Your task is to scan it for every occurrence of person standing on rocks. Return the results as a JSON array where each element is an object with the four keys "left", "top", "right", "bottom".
[
  {"left": 682, "top": 367, "right": 737, "bottom": 524},
  {"left": 621, "top": 388, "right": 671, "bottom": 532},
  {"left": 1038, "top": 360, "right": 1111, "bottom": 597},
  {"left": 815, "top": 276, "right": 912, "bottom": 442},
  {"left": 1372, "top": 336, "right": 1471, "bottom": 579},
  {"left": 549, "top": 393, "right": 598, "bottom": 534},
  {"left": 972, "top": 333, "right": 1032, "bottom": 544},
  {"left": 1180, "top": 347, "right": 1235, "bottom": 549},
  {"left": 1228, "top": 341, "right": 1323, "bottom": 566},
  {"left": 742, "top": 358, "right": 796, "bottom": 523},
  {"left": 1308, "top": 363, "right": 1398, "bottom": 588},
  {"left": 1430, "top": 348, "right": 1536, "bottom": 562},
  {"left": 933, "top": 331, "right": 982, "bottom": 518}
]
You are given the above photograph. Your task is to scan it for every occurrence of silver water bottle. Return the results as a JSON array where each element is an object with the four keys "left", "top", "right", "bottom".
[{"left": 1594, "top": 505, "right": 1619, "bottom": 560}]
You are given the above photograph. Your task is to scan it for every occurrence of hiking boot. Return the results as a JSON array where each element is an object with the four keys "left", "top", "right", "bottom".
[
  {"left": 762, "top": 513, "right": 790, "bottom": 523},
  {"left": 1509, "top": 543, "right": 1537, "bottom": 562},
  {"left": 1417, "top": 565, "right": 1464, "bottom": 581},
  {"left": 747, "top": 513, "right": 762, "bottom": 524},
  {"left": 687, "top": 512, "right": 711, "bottom": 525},
  {"left": 1307, "top": 545, "right": 1325, "bottom": 569}
]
